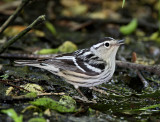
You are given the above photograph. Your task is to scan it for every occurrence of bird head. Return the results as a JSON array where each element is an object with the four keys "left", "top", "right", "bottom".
[{"left": 90, "top": 37, "right": 124, "bottom": 61}]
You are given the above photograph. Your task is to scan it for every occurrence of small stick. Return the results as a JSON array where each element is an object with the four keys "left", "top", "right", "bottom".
[
  {"left": 131, "top": 52, "right": 149, "bottom": 87},
  {"left": 57, "top": 16, "right": 158, "bottom": 30},
  {"left": 12, "top": 92, "right": 66, "bottom": 99},
  {"left": 100, "top": 87, "right": 122, "bottom": 96},
  {"left": 137, "top": 71, "right": 149, "bottom": 87},
  {"left": 0, "top": 53, "right": 56, "bottom": 59},
  {"left": 0, "top": 79, "right": 29, "bottom": 92},
  {"left": 91, "top": 87, "right": 109, "bottom": 96},
  {"left": 0, "top": 53, "right": 159, "bottom": 76},
  {"left": 0, "top": 15, "right": 46, "bottom": 54},
  {"left": 0, "top": 0, "right": 33, "bottom": 34},
  {"left": 0, "top": 92, "right": 66, "bottom": 102},
  {"left": 37, "top": 92, "right": 65, "bottom": 96},
  {"left": 116, "top": 60, "right": 160, "bottom": 76}
]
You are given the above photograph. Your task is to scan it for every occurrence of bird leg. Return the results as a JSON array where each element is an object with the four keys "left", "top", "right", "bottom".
[{"left": 75, "top": 87, "right": 89, "bottom": 101}]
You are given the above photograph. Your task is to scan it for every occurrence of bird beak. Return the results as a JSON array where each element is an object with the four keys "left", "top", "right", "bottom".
[{"left": 117, "top": 39, "right": 124, "bottom": 45}]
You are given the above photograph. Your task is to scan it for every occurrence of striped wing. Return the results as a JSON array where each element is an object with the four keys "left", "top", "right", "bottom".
[
  {"left": 49, "top": 49, "right": 105, "bottom": 76},
  {"left": 15, "top": 49, "right": 106, "bottom": 76}
]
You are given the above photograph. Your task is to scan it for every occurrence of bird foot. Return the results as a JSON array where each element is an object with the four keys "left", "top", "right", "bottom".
[{"left": 90, "top": 87, "right": 109, "bottom": 96}]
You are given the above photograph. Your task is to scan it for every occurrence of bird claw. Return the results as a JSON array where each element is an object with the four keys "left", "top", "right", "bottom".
[{"left": 90, "top": 87, "right": 109, "bottom": 96}]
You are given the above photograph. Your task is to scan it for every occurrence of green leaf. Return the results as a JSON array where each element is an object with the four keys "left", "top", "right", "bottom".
[
  {"left": 123, "top": 104, "right": 160, "bottom": 113},
  {"left": 30, "top": 96, "right": 77, "bottom": 113},
  {"left": 58, "top": 41, "right": 78, "bottom": 53},
  {"left": 37, "top": 41, "right": 77, "bottom": 54},
  {"left": 122, "top": 0, "right": 125, "bottom": 8},
  {"left": 59, "top": 95, "right": 76, "bottom": 111},
  {"left": 139, "top": 104, "right": 160, "bottom": 111},
  {"left": 150, "top": 31, "right": 160, "bottom": 44},
  {"left": 45, "top": 21, "right": 57, "bottom": 36},
  {"left": 120, "top": 18, "right": 138, "bottom": 35},
  {"left": 1, "top": 108, "right": 23, "bottom": 122},
  {"left": 150, "top": 31, "right": 159, "bottom": 40},
  {"left": 37, "top": 48, "right": 59, "bottom": 54},
  {"left": 20, "top": 83, "right": 43, "bottom": 94},
  {"left": 0, "top": 74, "right": 9, "bottom": 80},
  {"left": 28, "top": 118, "right": 46, "bottom": 122},
  {"left": 25, "top": 92, "right": 37, "bottom": 98},
  {"left": 21, "top": 105, "right": 42, "bottom": 113}
]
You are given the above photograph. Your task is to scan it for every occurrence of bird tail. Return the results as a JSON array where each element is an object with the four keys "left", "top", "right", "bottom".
[
  {"left": 15, "top": 60, "right": 39, "bottom": 65},
  {"left": 15, "top": 60, "right": 59, "bottom": 73},
  {"left": 14, "top": 60, "right": 43, "bottom": 67}
]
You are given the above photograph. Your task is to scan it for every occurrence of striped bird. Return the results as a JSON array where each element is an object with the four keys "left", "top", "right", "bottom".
[{"left": 15, "top": 37, "right": 123, "bottom": 100}]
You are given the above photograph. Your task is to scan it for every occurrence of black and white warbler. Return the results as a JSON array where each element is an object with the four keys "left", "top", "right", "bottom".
[{"left": 15, "top": 37, "right": 123, "bottom": 100}]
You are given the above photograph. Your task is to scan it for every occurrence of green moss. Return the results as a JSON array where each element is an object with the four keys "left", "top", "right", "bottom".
[{"left": 30, "top": 96, "right": 78, "bottom": 113}]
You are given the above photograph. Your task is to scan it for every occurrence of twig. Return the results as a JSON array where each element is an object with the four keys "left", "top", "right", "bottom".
[
  {"left": 137, "top": 71, "right": 149, "bottom": 87},
  {"left": 91, "top": 87, "right": 109, "bottom": 96},
  {"left": 100, "top": 87, "right": 123, "bottom": 96},
  {"left": 0, "top": 1, "right": 21, "bottom": 14},
  {"left": 0, "top": 0, "right": 33, "bottom": 34},
  {"left": 0, "top": 15, "right": 46, "bottom": 54},
  {"left": 0, "top": 53, "right": 159, "bottom": 76},
  {"left": 12, "top": 92, "right": 65, "bottom": 100},
  {"left": 0, "top": 53, "right": 56, "bottom": 59},
  {"left": 131, "top": 52, "right": 149, "bottom": 88},
  {"left": 71, "top": 21, "right": 93, "bottom": 31},
  {"left": 38, "top": 92, "right": 65, "bottom": 96},
  {"left": 72, "top": 106, "right": 88, "bottom": 116},
  {"left": 0, "top": 79, "right": 29, "bottom": 92},
  {"left": 116, "top": 60, "right": 160, "bottom": 76},
  {"left": 0, "top": 92, "right": 65, "bottom": 103},
  {"left": 57, "top": 16, "right": 158, "bottom": 30}
]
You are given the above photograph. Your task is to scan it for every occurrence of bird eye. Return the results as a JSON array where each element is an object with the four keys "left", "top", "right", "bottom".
[{"left": 104, "top": 42, "right": 110, "bottom": 47}]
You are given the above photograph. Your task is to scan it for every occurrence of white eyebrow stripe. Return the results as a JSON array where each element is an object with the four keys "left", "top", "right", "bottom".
[
  {"left": 93, "top": 43, "right": 103, "bottom": 49},
  {"left": 55, "top": 56, "right": 86, "bottom": 72},
  {"left": 84, "top": 62, "right": 101, "bottom": 73}
]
